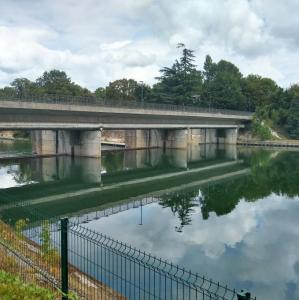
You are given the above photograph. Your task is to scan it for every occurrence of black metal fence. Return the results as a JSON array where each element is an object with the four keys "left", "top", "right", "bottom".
[
  {"left": 0, "top": 189, "right": 255, "bottom": 300},
  {"left": 0, "top": 93, "right": 253, "bottom": 117}
]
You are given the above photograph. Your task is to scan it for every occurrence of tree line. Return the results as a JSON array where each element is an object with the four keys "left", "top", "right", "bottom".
[{"left": 0, "top": 44, "right": 298, "bottom": 138}]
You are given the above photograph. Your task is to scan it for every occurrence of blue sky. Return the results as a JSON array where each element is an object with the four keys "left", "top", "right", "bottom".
[{"left": 0, "top": 0, "right": 299, "bottom": 90}]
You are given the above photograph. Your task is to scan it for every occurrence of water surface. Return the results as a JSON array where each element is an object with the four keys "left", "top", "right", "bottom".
[{"left": 0, "top": 140, "right": 299, "bottom": 299}]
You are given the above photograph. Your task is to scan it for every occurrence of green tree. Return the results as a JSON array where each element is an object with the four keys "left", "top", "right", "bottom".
[
  {"left": 285, "top": 85, "right": 299, "bottom": 138},
  {"left": 11, "top": 78, "right": 39, "bottom": 97},
  {"left": 202, "top": 58, "right": 246, "bottom": 110},
  {"left": 94, "top": 87, "right": 106, "bottom": 99},
  {"left": 36, "top": 70, "right": 91, "bottom": 96},
  {"left": 0, "top": 87, "right": 16, "bottom": 98},
  {"left": 242, "top": 75, "right": 280, "bottom": 111},
  {"left": 105, "top": 78, "right": 139, "bottom": 101},
  {"left": 152, "top": 44, "right": 202, "bottom": 105}
]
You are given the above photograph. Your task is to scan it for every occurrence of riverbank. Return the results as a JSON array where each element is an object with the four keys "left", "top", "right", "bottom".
[
  {"left": 0, "top": 220, "right": 125, "bottom": 300},
  {"left": 0, "top": 137, "right": 29, "bottom": 141},
  {"left": 238, "top": 139, "right": 299, "bottom": 148}
]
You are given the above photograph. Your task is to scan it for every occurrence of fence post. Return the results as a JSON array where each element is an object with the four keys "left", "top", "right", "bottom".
[{"left": 61, "top": 218, "right": 69, "bottom": 300}]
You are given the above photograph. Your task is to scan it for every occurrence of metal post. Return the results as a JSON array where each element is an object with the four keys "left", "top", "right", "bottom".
[{"left": 61, "top": 218, "right": 69, "bottom": 300}]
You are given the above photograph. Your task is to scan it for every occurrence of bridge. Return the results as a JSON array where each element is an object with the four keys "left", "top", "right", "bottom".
[{"left": 0, "top": 95, "right": 252, "bottom": 157}]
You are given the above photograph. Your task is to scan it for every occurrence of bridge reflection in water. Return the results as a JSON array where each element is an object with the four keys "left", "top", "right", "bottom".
[{"left": 0, "top": 143, "right": 243, "bottom": 225}]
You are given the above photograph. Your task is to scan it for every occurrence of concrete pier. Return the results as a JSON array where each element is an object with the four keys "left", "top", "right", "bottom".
[
  {"left": 31, "top": 127, "right": 239, "bottom": 158},
  {"left": 31, "top": 130, "right": 57, "bottom": 155},
  {"left": 32, "top": 129, "right": 102, "bottom": 157},
  {"left": 165, "top": 129, "right": 188, "bottom": 149},
  {"left": 225, "top": 128, "right": 238, "bottom": 144},
  {"left": 73, "top": 130, "right": 101, "bottom": 158}
]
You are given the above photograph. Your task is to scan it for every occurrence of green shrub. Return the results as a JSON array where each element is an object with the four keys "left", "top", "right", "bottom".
[{"left": 251, "top": 116, "right": 273, "bottom": 140}]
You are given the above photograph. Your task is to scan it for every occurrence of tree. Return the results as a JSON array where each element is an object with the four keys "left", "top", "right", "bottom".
[
  {"left": 202, "top": 58, "right": 246, "bottom": 110},
  {"left": 242, "top": 75, "right": 280, "bottom": 111},
  {"left": 285, "top": 85, "right": 299, "bottom": 138},
  {"left": 152, "top": 44, "right": 202, "bottom": 105},
  {"left": 0, "top": 86, "right": 16, "bottom": 98},
  {"left": 105, "top": 79, "right": 139, "bottom": 101},
  {"left": 11, "top": 78, "right": 39, "bottom": 97},
  {"left": 94, "top": 87, "right": 106, "bottom": 99},
  {"left": 36, "top": 70, "right": 91, "bottom": 96}
]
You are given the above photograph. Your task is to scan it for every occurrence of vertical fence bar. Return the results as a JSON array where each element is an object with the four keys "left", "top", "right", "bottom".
[{"left": 61, "top": 218, "right": 69, "bottom": 300}]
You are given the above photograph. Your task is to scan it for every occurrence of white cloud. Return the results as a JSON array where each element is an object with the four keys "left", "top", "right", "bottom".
[
  {"left": 0, "top": 0, "right": 298, "bottom": 89},
  {"left": 87, "top": 193, "right": 299, "bottom": 300}
]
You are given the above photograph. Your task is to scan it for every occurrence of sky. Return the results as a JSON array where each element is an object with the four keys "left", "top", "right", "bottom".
[{"left": 0, "top": 0, "right": 298, "bottom": 91}]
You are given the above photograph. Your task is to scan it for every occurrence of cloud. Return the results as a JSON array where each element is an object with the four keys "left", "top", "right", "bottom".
[
  {"left": 87, "top": 193, "right": 299, "bottom": 300},
  {"left": 0, "top": 0, "right": 298, "bottom": 90}
]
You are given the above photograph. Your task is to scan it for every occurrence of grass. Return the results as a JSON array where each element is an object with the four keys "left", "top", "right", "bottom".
[
  {"left": 0, "top": 270, "right": 59, "bottom": 300},
  {"left": 0, "top": 219, "right": 125, "bottom": 300}
]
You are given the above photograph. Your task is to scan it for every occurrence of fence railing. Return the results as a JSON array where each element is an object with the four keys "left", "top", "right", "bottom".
[{"left": 0, "top": 93, "right": 253, "bottom": 117}]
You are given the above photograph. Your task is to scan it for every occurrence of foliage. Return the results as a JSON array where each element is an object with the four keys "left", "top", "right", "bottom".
[
  {"left": 251, "top": 116, "right": 273, "bottom": 140},
  {"left": 0, "top": 271, "right": 59, "bottom": 300},
  {"left": 202, "top": 58, "right": 246, "bottom": 110},
  {"left": 241, "top": 75, "right": 280, "bottom": 111},
  {"left": 15, "top": 218, "right": 28, "bottom": 238},
  {"left": 40, "top": 220, "right": 60, "bottom": 264},
  {"left": 152, "top": 44, "right": 202, "bottom": 105}
]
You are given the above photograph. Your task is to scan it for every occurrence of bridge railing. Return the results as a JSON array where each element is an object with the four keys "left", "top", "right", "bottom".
[{"left": 0, "top": 93, "right": 253, "bottom": 117}]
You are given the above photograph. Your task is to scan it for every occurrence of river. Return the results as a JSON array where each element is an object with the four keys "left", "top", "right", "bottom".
[{"left": 0, "top": 139, "right": 299, "bottom": 300}]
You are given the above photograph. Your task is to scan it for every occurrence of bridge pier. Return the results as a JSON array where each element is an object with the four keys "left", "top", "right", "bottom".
[
  {"left": 31, "top": 130, "right": 58, "bottom": 155},
  {"left": 73, "top": 130, "right": 101, "bottom": 158},
  {"left": 125, "top": 129, "right": 164, "bottom": 149},
  {"left": 31, "top": 129, "right": 102, "bottom": 158},
  {"left": 165, "top": 129, "right": 188, "bottom": 149},
  {"left": 225, "top": 128, "right": 238, "bottom": 144}
]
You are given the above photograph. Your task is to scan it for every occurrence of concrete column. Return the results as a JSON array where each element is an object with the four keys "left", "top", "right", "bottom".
[
  {"left": 205, "top": 129, "right": 217, "bottom": 144},
  {"left": 57, "top": 130, "right": 72, "bottom": 155},
  {"left": 188, "top": 129, "right": 203, "bottom": 145},
  {"left": 74, "top": 130, "right": 101, "bottom": 158},
  {"left": 165, "top": 129, "right": 188, "bottom": 149},
  {"left": 31, "top": 130, "right": 57, "bottom": 155},
  {"left": 225, "top": 128, "right": 238, "bottom": 144},
  {"left": 125, "top": 129, "right": 164, "bottom": 149},
  {"left": 125, "top": 130, "right": 148, "bottom": 149},
  {"left": 149, "top": 129, "right": 164, "bottom": 148}
]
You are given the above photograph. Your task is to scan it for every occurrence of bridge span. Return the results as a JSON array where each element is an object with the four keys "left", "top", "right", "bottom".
[{"left": 0, "top": 95, "right": 252, "bottom": 157}]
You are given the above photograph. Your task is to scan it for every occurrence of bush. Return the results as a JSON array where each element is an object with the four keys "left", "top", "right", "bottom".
[{"left": 251, "top": 116, "right": 273, "bottom": 140}]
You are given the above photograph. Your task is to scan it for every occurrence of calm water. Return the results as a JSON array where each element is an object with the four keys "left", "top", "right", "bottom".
[{"left": 1, "top": 139, "right": 299, "bottom": 299}]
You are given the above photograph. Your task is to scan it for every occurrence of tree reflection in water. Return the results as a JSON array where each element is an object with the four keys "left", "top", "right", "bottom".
[{"left": 159, "top": 190, "right": 203, "bottom": 232}]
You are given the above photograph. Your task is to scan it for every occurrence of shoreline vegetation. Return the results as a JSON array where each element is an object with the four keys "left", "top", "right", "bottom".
[
  {"left": 0, "top": 44, "right": 298, "bottom": 141},
  {"left": 0, "top": 219, "right": 125, "bottom": 300}
]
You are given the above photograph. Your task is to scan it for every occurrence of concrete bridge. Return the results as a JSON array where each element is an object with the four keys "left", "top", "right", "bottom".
[{"left": 0, "top": 95, "right": 252, "bottom": 157}]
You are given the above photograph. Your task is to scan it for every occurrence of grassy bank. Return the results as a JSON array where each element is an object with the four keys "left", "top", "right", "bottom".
[{"left": 0, "top": 219, "right": 125, "bottom": 300}]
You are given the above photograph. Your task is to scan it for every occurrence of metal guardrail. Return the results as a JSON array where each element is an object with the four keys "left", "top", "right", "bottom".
[{"left": 0, "top": 93, "right": 253, "bottom": 117}]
